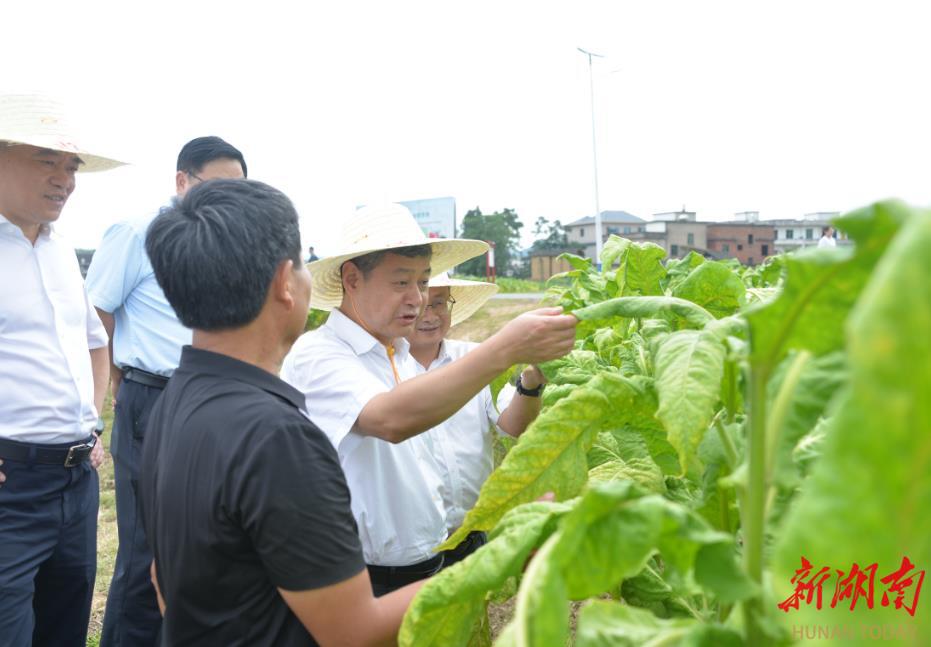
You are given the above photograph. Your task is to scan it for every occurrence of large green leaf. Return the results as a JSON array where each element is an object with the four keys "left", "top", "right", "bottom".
[
  {"left": 439, "top": 372, "right": 643, "bottom": 549},
  {"left": 538, "top": 349, "right": 605, "bottom": 385},
  {"left": 745, "top": 200, "right": 910, "bottom": 369},
  {"left": 775, "top": 212, "right": 931, "bottom": 641},
  {"left": 653, "top": 329, "right": 727, "bottom": 473},
  {"left": 672, "top": 262, "right": 747, "bottom": 319},
  {"left": 576, "top": 601, "right": 744, "bottom": 647},
  {"left": 604, "top": 236, "right": 667, "bottom": 297},
  {"left": 767, "top": 351, "right": 846, "bottom": 488},
  {"left": 662, "top": 251, "right": 706, "bottom": 293},
  {"left": 587, "top": 429, "right": 666, "bottom": 494},
  {"left": 575, "top": 296, "right": 715, "bottom": 330},
  {"left": 399, "top": 502, "right": 570, "bottom": 647},
  {"left": 509, "top": 482, "right": 753, "bottom": 645}
]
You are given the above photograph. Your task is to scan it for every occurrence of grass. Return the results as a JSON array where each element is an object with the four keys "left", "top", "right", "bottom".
[{"left": 88, "top": 297, "right": 542, "bottom": 645}]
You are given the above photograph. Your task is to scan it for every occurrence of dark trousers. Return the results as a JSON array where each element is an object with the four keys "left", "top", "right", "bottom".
[
  {"left": 440, "top": 531, "right": 488, "bottom": 569},
  {"left": 100, "top": 379, "right": 163, "bottom": 647},
  {"left": 0, "top": 445, "right": 99, "bottom": 647},
  {"left": 366, "top": 554, "right": 444, "bottom": 597}
]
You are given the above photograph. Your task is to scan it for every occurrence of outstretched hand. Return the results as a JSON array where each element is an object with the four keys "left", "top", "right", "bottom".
[{"left": 496, "top": 307, "right": 578, "bottom": 366}]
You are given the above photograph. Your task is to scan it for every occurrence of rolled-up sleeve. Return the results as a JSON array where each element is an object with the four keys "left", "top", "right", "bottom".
[
  {"left": 84, "top": 287, "right": 108, "bottom": 349},
  {"left": 85, "top": 221, "right": 145, "bottom": 314}
]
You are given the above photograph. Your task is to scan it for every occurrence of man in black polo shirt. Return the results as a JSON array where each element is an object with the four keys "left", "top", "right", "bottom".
[{"left": 140, "top": 179, "right": 422, "bottom": 646}]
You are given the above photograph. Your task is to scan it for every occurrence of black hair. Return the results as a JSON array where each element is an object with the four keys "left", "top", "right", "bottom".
[
  {"left": 344, "top": 244, "right": 432, "bottom": 278},
  {"left": 176, "top": 136, "right": 247, "bottom": 178},
  {"left": 145, "top": 179, "right": 301, "bottom": 330},
  {"left": 822, "top": 225, "right": 833, "bottom": 235}
]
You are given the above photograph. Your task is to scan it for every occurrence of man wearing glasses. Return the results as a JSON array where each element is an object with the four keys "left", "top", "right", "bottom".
[
  {"left": 85, "top": 136, "right": 247, "bottom": 646},
  {"left": 405, "top": 274, "right": 547, "bottom": 566}
]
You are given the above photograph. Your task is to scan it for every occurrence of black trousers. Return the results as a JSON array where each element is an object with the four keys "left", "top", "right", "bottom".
[
  {"left": 100, "top": 378, "right": 164, "bottom": 647},
  {"left": 440, "top": 531, "right": 488, "bottom": 569},
  {"left": 0, "top": 442, "right": 98, "bottom": 647}
]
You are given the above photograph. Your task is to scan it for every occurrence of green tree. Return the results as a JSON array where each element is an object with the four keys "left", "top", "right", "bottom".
[
  {"left": 530, "top": 216, "right": 569, "bottom": 252},
  {"left": 457, "top": 207, "right": 524, "bottom": 277}
]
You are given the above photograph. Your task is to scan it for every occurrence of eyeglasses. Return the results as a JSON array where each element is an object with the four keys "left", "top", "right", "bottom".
[
  {"left": 423, "top": 296, "right": 456, "bottom": 315},
  {"left": 187, "top": 171, "right": 207, "bottom": 183}
]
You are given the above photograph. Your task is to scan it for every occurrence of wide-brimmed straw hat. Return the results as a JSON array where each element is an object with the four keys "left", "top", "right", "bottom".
[
  {"left": 429, "top": 272, "right": 499, "bottom": 327},
  {"left": 0, "top": 94, "right": 126, "bottom": 172},
  {"left": 309, "top": 203, "right": 489, "bottom": 311}
]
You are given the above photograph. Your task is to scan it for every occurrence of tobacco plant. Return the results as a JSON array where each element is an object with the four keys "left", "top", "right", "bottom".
[{"left": 399, "top": 201, "right": 930, "bottom": 646}]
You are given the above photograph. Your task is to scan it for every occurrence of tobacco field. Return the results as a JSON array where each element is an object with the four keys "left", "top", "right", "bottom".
[{"left": 399, "top": 201, "right": 930, "bottom": 646}]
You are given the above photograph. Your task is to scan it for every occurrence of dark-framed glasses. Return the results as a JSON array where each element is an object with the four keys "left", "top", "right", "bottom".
[{"left": 424, "top": 296, "right": 457, "bottom": 315}]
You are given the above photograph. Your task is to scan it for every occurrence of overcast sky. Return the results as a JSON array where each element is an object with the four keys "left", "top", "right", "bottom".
[{"left": 5, "top": 0, "right": 929, "bottom": 252}]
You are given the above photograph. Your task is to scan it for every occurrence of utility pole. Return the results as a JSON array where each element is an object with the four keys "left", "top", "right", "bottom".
[{"left": 578, "top": 47, "right": 604, "bottom": 265}]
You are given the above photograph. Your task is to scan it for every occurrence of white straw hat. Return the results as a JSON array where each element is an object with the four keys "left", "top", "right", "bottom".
[
  {"left": 429, "top": 272, "right": 499, "bottom": 327},
  {"left": 0, "top": 94, "right": 126, "bottom": 172},
  {"left": 308, "top": 203, "right": 489, "bottom": 311}
]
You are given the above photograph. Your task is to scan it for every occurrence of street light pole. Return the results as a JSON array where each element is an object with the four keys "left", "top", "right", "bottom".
[{"left": 578, "top": 47, "right": 604, "bottom": 265}]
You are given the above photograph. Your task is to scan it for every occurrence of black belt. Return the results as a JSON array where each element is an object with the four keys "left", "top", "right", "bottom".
[
  {"left": 0, "top": 436, "right": 96, "bottom": 467},
  {"left": 122, "top": 366, "right": 170, "bottom": 389},
  {"left": 441, "top": 530, "right": 487, "bottom": 561},
  {"left": 367, "top": 553, "right": 444, "bottom": 582}
]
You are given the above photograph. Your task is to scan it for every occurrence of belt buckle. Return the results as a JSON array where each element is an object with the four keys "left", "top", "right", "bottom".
[{"left": 64, "top": 442, "right": 91, "bottom": 467}]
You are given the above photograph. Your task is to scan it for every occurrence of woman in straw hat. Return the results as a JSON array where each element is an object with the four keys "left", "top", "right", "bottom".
[
  {"left": 281, "top": 203, "right": 577, "bottom": 596},
  {"left": 405, "top": 273, "right": 548, "bottom": 566},
  {"left": 0, "top": 93, "right": 124, "bottom": 646}
]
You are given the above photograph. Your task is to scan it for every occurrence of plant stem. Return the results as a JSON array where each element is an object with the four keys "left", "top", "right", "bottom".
[
  {"left": 714, "top": 417, "right": 739, "bottom": 470},
  {"left": 725, "top": 359, "right": 738, "bottom": 423},
  {"left": 763, "top": 351, "right": 811, "bottom": 488},
  {"left": 743, "top": 365, "right": 769, "bottom": 646}
]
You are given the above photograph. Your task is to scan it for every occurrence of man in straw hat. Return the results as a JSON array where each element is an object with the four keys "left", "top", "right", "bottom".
[
  {"left": 140, "top": 179, "right": 421, "bottom": 646},
  {"left": 405, "top": 273, "right": 547, "bottom": 566},
  {"left": 85, "top": 135, "right": 247, "bottom": 647},
  {"left": 0, "top": 93, "right": 124, "bottom": 646},
  {"left": 281, "top": 203, "right": 577, "bottom": 596}
]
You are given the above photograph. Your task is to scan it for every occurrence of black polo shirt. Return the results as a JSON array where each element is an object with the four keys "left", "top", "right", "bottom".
[{"left": 140, "top": 346, "right": 365, "bottom": 646}]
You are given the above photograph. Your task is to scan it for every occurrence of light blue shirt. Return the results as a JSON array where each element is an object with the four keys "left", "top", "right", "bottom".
[{"left": 85, "top": 210, "right": 191, "bottom": 376}]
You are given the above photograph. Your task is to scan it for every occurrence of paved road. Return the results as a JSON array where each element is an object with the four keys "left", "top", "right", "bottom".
[{"left": 490, "top": 292, "right": 546, "bottom": 300}]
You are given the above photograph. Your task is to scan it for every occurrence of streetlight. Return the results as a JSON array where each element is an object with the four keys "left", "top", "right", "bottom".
[{"left": 578, "top": 47, "right": 604, "bottom": 264}]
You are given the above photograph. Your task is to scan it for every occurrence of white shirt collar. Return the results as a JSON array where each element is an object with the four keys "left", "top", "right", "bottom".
[{"left": 325, "top": 308, "right": 410, "bottom": 358}]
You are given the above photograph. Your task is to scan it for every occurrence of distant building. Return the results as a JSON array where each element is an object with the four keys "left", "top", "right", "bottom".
[
  {"left": 528, "top": 246, "right": 587, "bottom": 281},
  {"left": 564, "top": 211, "right": 646, "bottom": 261},
  {"left": 706, "top": 223, "right": 776, "bottom": 266},
  {"left": 735, "top": 210, "right": 848, "bottom": 253}
]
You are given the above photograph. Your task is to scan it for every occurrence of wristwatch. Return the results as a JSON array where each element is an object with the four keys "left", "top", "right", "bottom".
[
  {"left": 515, "top": 375, "right": 544, "bottom": 398},
  {"left": 95, "top": 417, "right": 106, "bottom": 437}
]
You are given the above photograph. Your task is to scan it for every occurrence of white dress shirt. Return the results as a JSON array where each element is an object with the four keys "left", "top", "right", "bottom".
[
  {"left": 0, "top": 215, "right": 108, "bottom": 443},
  {"left": 280, "top": 309, "right": 448, "bottom": 566},
  {"left": 413, "top": 339, "right": 503, "bottom": 532}
]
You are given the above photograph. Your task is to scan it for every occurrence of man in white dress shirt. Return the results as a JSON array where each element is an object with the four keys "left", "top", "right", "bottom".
[
  {"left": 406, "top": 274, "right": 546, "bottom": 566},
  {"left": 0, "top": 94, "right": 124, "bottom": 646},
  {"left": 281, "top": 204, "right": 577, "bottom": 596}
]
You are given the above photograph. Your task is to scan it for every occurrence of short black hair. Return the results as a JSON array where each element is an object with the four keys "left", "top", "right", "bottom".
[
  {"left": 176, "top": 136, "right": 247, "bottom": 178},
  {"left": 146, "top": 179, "right": 301, "bottom": 331},
  {"left": 344, "top": 244, "right": 432, "bottom": 279}
]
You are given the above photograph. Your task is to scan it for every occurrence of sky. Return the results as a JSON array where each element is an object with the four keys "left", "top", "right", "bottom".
[{"left": 5, "top": 0, "right": 930, "bottom": 253}]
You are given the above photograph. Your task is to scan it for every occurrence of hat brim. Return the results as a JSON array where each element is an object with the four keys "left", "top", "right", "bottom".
[
  {"left": 308, "top": 238, "right": 489, "bottom": 311},
  {"left": 1, "top": 137, "right": 126, "bottom": 173},
  {"left": 443, "top": 279, "right": 500, "bottom": 327}
]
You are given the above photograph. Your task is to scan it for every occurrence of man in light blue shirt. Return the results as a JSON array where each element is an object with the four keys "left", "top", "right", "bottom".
[{"left": 85, "top": 136, "right": 247, "bottom": 647}]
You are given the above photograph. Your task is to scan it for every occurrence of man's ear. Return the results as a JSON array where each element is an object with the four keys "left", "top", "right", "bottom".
[
  {"left": 341, "top": 261, "right": 362, "bottom": 293},
  {"left": 175, "top": 171, "right": 188, "bottom": 196},
  {"left": 272, "top": 259, "right": 297, "bottom": 309}
]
